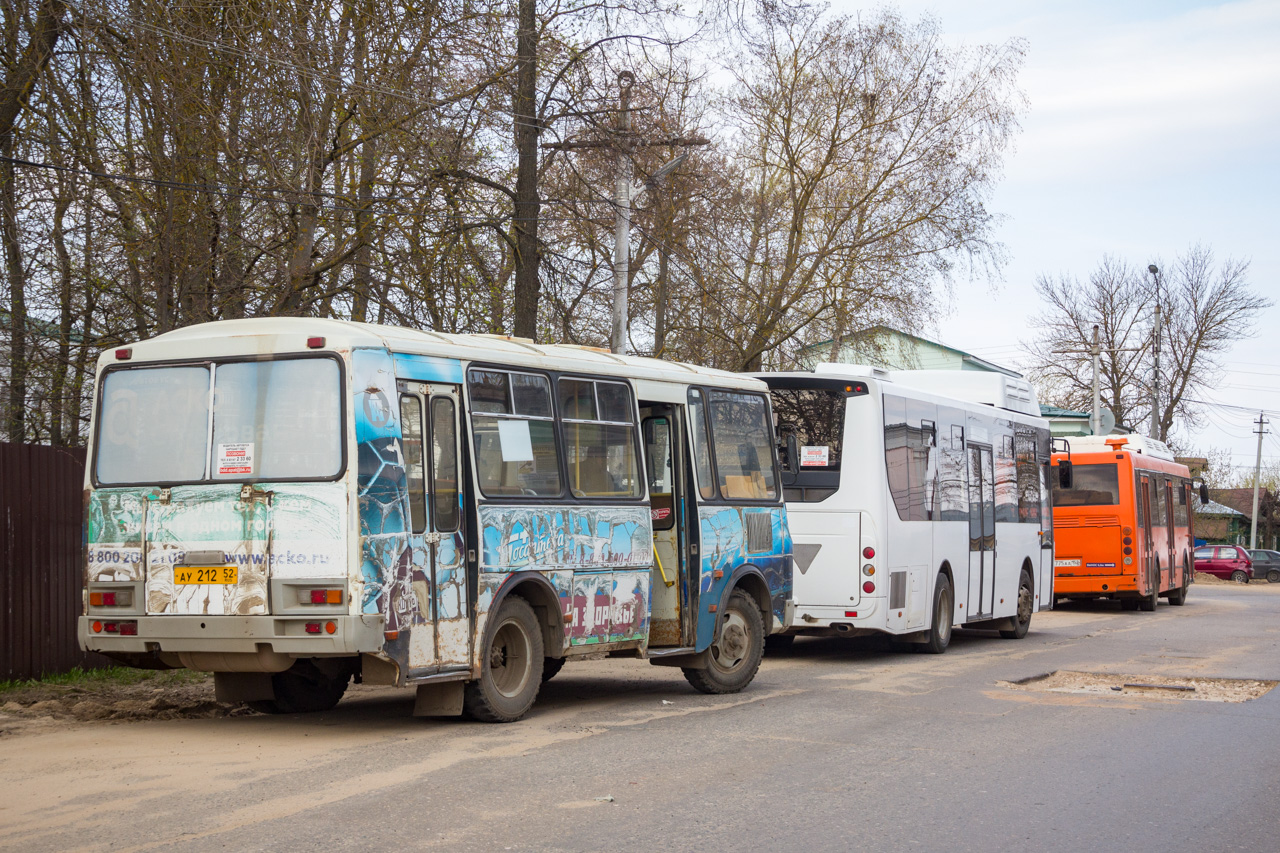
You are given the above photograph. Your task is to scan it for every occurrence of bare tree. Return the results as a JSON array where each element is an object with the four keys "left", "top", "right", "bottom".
[
  {"left": 1025, "top": 246, "right": 1271, "bottom": 442},
  {"left": 676, "top": 8, "right": 1025, "bottom": 371},
  {"left": 1024, "top": 257, "right": 1150, "bottom": 430}
]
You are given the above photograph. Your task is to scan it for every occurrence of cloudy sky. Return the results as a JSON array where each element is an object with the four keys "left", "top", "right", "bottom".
[{"left": 826, "top": 0, "right": 1280, "bottom": 473}]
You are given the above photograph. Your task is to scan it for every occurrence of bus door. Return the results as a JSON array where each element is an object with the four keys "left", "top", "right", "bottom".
[
  {"left": 1164, "top": 479, "right": 1177, "bottom": 588},
  {"left": 1146, "top": 471, "right": 1157, "bottom": 591},
  {"left": 968, "top": 444, "right": 996, "bottom": 618},
  {"left": 642, "top": 405, "right": 689, "bottom": 647},
  {"left": 399, "top": 382, "right": 470, "bottom": 671}
]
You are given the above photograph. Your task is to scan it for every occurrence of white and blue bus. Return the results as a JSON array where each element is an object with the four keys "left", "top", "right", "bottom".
[
  {"left": 79, "top": 318, "right": 791, "bottom": 721},
  {"left": 756, "top": 366, "right": 1053, "bottom": 653}
]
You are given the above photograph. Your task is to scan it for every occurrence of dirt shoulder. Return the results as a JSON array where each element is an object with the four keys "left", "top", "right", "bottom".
[{"left": 0, "top": 670, "right": 244, "bottom": 735}]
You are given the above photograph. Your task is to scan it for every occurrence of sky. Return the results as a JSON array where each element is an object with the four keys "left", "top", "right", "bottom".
[{"left": 826, "top": 0, "right": 1280, "bottom": 476}]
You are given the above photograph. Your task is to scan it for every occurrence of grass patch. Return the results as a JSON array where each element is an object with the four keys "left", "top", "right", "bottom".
[{"left": 0, "top": 666, "right": 207, "bottom": 697}]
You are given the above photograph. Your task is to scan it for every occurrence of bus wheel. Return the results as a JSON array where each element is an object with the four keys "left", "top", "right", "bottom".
[
  {"left": 921, "top": 573, "right": 953, "bottom": 653},
  {"left": 684, "top": 590, "right": 764, "bottom": 694},
  {"left": 1000, "top": 571, "right": 1033, "bottom": 639},
  {"left": 541, "top": 656, "right": 565, "bottom": 683},
  {"left": 248, "top": 660, "right": 350, "bottom": 714},
  {"left": 1139, "top": 584, "right": 1158, "bottom": 611},
  {"left": 1231, "top": 570, "right": 1249, "bottom": 584},
  {"left": 1167, "top": 582, "right": 1189, "bottom": 606},
  {"left": 464, "top": 595, "right": 543, "bottom": 722}
]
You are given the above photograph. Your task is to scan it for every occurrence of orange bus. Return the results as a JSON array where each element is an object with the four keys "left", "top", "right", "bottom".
[{"left": 1050, "top": 435, "right": 1197, "bottom": 611}]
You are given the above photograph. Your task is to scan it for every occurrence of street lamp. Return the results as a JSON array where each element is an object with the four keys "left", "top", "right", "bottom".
[{"left": 1148, "top": 264, "right": 1160, "bottom": 439}]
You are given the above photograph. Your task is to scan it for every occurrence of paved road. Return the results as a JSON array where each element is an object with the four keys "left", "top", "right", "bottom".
[{"left": 4, "top": 582, "right": 1279, "bottom": 853}]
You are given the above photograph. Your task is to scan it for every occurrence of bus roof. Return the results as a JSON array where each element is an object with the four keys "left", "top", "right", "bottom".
[
  {"left": 100, "top": 317, "right": 763, "bottom": 391},
  {"left": 755, "top": 366, "right": 1047, "bottom": 424}
]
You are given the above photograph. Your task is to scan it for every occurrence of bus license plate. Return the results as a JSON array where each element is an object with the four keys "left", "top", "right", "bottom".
[{"left": 174, "top": 566, "right": 238, "bottom": 585}]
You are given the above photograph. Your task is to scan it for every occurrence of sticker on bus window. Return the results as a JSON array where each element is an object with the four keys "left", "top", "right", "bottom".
[
  {"left": 217, "top": 443, "right": 254, "bottom": 475},
  {"left": 497, "top": 420, "right": 534, "bottom": 462},
  {"left": 800, "top": 446, "right": 829, "bottom": 466},
  {"left": 651, "top": 507, "right": 671, "bottom": 521}
]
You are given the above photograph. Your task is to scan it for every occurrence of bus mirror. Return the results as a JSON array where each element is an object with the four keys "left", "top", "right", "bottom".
[
  {"left": 1057, "top": 459, "right": 1073, "bottom": 490},
  {"left": 785, "top": 433, "right": 800, "bottom": 475},
  {"left": 1199, "top": 483, "right": 1210, "bottom": 505}
]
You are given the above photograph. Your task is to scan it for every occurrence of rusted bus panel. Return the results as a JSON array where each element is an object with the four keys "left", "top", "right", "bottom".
[{"left": 1, "top": 442, "right": 110, "bottom": 680}]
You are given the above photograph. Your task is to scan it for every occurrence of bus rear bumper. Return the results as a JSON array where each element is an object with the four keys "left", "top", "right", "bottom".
[
  {"left": 78, "top": 614, "right": 386, "bottom": 659},
  {"left": 1054, "top": 575, "right": 1138, "bottom": 596}
]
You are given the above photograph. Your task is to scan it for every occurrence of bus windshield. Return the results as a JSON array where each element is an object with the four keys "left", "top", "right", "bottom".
[
  {"left": 94, "top": 357, "right": 343, "bottom": 485},
  {"left": 1053, "top": 462, "right": 1121, "bottom": 507}
]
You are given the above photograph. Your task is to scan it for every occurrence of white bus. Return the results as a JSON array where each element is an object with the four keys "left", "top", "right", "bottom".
[
  {"left": 78, "top": 318, "right": 792, "bottom": 721},
  {"left": 756, "top": 365, "right": 1053, "bottom": 653}
]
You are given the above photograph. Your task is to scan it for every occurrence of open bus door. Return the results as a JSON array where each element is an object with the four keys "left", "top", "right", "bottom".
[
  {"left": 642, "top": 405, "right": 692, "bottom": 648},
  {"left": 968, "top": 444, "right": 996, "bottom": 618}
]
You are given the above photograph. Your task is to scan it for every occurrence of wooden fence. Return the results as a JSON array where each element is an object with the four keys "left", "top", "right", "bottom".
[{"left": 1, "top": 442, "right": 110, "bottom": 680}]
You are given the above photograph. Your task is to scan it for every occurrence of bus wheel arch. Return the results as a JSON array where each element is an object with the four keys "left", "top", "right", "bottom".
[
  {"left": 493, "top": 572, "right": 567, "bottom": 661},
  {"left": 937, "top": 561, "right": 956, "bottom": 618},
  {"left": 721, "top": 567, "right": 773, "bottom": 636}
]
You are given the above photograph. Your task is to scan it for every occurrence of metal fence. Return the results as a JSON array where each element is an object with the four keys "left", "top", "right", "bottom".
[{"left": 1, "top": 442, "right": 110, "bottom": 680}]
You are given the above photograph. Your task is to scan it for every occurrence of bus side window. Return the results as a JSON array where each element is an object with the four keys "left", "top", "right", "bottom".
[
  {"left": 688, "top": 389, "right": 717, "bottom": 501},
  {"left": 468, "top": 369, "right": 562, "bottom": 498},
  {"left": 400, "top": 395, "right": 427, "bottom": 533},
  {"left": 708, "top": 390, "right": 778, "bottom": 501},
  {"left": 644, "top": 417, "right": 676, "bottom": 531},
  {"left": 430, "top": 397, "right": 459, "bottom": 532}
]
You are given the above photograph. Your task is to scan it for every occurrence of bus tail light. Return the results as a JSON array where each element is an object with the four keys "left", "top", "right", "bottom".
[
  {"left": 845, "top": 611, "right": 858, "bottom": 617},
  {"left": 862, "top": 546, "right": 875, "bottom": 559},
  {"left": 89, "top": 590, "right": 133, "bottom": 607},
  {"left": 91, "top": 621, "right": 103, "bottom": 633},
  {"left": 118, "top": 621, "right": 138, "bottom": 636},
  {"left": 863, "top": 581, "right": 875, "bottom": 594},
  {"left": 305, "top": 622, "right": 323, "bottom": 634},
  {"left": 862, "top": 564, "right": 875, "bottom": 576},
  {"left": 301, "top": 589, "right": 343, "bottom": 605},
  {"left": 115, "top": 348, "right": 132, "bottom": 360},
  {"left": 307, "top": 336, "right": 326, "bottom": 349}
]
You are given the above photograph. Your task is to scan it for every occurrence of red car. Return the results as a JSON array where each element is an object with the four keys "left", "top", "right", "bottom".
[{"left": 1194, "top": 545, "right": 1254, "bottom": 583}]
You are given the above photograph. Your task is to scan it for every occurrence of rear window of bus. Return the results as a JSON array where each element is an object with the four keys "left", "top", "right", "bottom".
[
  {"left": 1052, "top": 462, "right": 1121, "bottom": 507},
  {"left": 94, "top": 358, "right": 343, "bottom": 485}
]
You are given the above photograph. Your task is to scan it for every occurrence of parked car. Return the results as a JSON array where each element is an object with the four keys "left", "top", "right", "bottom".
[
  {"left": 1248, "top": 550, "right": 1280, "bottom": 583},
  {"left": 1193, "top": 545, "right": 1254, "bottom": 583}
]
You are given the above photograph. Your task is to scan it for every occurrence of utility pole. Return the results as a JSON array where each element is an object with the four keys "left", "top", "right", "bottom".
[
  {"left": 1148, "top": 264, "right": 1161, "bottom": 439},
  {"left": 1053, "top": 324, "right": 1137, "bottom": 435},
  {"left": 1090, "top": 325, "right": 1101, "bottom": 436},
  {"left": 611, "top": 72, "right": 635, "bottom": 355},
  {"left": 543, "top": 72, "right": 708, "bottom": 355},
  {"left": 1251, "top": 412, "right": 1269, "bottom": 549}
]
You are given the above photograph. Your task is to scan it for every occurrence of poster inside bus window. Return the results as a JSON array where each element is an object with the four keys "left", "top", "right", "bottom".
[{"left": 800, "top": 446, "right": 829, "bottom": 466}]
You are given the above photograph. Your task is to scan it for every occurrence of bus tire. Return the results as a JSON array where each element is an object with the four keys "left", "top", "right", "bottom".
[
  {"left": 541, "top": 656, "right": 565, "bottom": 683},
  {"left": 248, "top": 660, "right": 350, "bottom": 714},
  {"left": 1000, "top": 570, "right": 1034, "bottom": 639},
  {"left": 464, "top": 595, "right": 543, "bottom": 722},
  {"left": 1231, "top": 570, "right": 1249, "bottom": 584},
  {"left": 1139, "top": 583, "right": 1158, "bottom": 611},
  {"left": 683, "top": 590, "right": 764, "bottom": 694},
  {"left": 1167, "top": 582, "right": 1189, "bottom": 606},
  {"left": 920, "top": 573, "right": 953, "bottom": 654}
]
